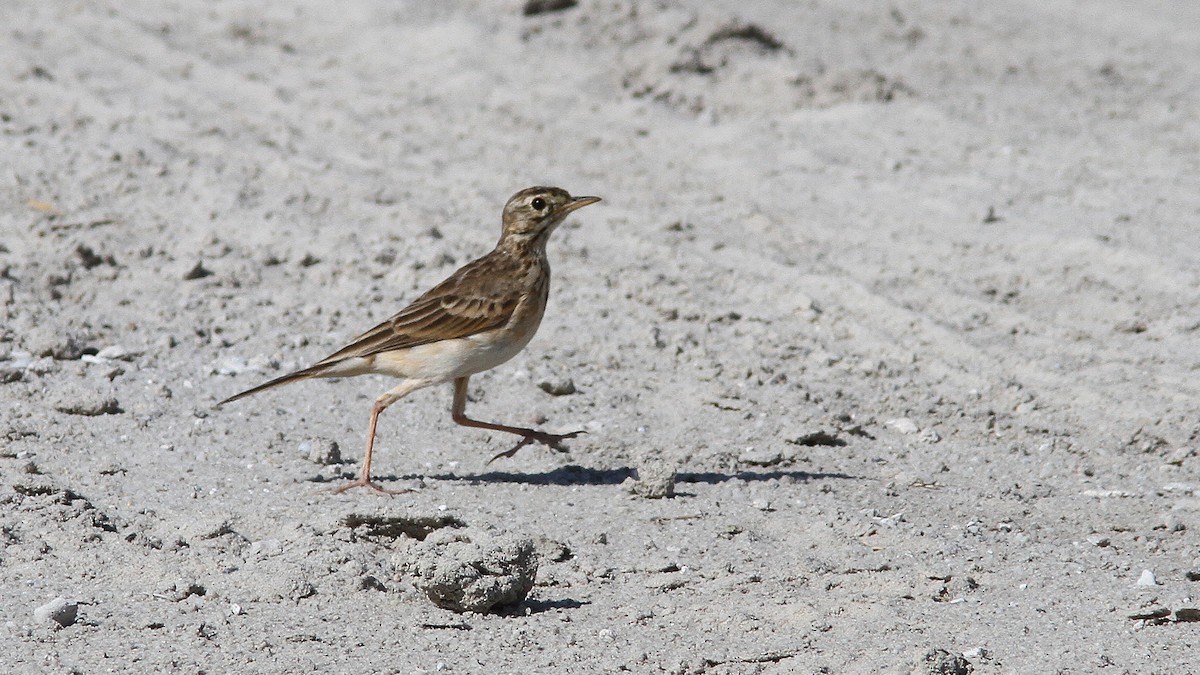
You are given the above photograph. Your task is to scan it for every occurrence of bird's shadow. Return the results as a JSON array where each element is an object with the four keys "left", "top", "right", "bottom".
[{"left": 415, "top": 464, "right": 857, "bottom": 487}]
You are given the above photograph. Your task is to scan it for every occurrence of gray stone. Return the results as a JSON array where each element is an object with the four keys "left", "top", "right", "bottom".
[
  {"left": 34, "top": 597, "right": 78, "bottom": 628},
  {"left": 628, "top": 459, "right": 676, "bottom": 499},
  {"left": 406, "top": 530, "right": 538, "bottom": 613}
]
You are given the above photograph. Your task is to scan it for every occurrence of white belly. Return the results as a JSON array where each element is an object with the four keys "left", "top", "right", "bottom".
[{"left": 360, "top": 298, "right": 546, "bottom": 383}]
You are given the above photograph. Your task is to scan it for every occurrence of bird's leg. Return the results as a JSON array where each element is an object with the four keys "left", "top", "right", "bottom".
[
  {"left": 332, "top": 380, "right": 426, "bottom": 495},
  {"left": 451, "top": 376, "right": 584, "bottom": 464}
]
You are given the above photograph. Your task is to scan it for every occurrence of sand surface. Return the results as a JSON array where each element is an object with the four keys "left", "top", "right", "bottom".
[{"left": 2, "top": 1, "right": 1200, "bottom": 672}]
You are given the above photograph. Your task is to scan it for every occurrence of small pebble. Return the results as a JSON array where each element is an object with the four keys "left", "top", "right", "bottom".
[
  {"left": 1175, "top": 608, "right": 1200, "bottom": 622},
  {"left": 1136, "top": 569, "right": 1158, "bottom": 586},
  {"left": 53, "top": 389, "right": 121, "bottom": 416},
  {"left": 34, "top": 597, "right": 78, "bottom": 628},
  {"left": 738, "top": 447, "right": 782, "bottom": 467},
  {"left": 914, "top": 647, "right": 971, "bottom": 675},
  {"left": 249, "top": 539, "right": 284, "bottom": 559},
  {"left": 947, "top": 575, "right": 979, "bottom": 596},
  {"left": 788, "top": 428, "right": 842, "bottom": 447},
  {"left": 23, "top": 327, "right": 90, "bottom": 360},
  {"left": 96, "top": 345, "right": 136, "bottom": 361},
  {"left": 162, "top": 580, "right": 206, "bottom": 602},
  {"left": 886, "top": 417, "right": 919, "bottom": 435},
  {"left": 300, "top": 438, "right": 341, "bottom": 465},
  {"left": 1165, "top": 447, "right": 1195, "bottom": 466},
  {"left": 537, "top": 377, "right": 576, "bottom": 396},
  {"left": 359, "top": 575, "right": 387, "bottom": 592},
  {"left": 533, "top": 536, "right": 571, "bottom": 563},
  {"left": 793, "top": 293, "right": 822, "bottom": 320},
  {"left": 1162, "top": 512, "right": 1187, "bottom": 532},
  {"left": 751, "top": 498, "right": 774, "bottom": 512},
  {"left": 627, "top": 459, "right": 676, "bottom": 499},
  {"left": 1128, "top": 606, "right": 1171, "bottom": 621}
]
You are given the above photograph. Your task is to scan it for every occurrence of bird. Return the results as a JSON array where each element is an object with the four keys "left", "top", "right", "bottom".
[{"left": 218, "top": 186, "right": 601, "bottom": 494}]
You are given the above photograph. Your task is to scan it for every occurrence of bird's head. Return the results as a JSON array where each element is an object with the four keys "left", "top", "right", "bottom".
[{"left": 500, "top": 186, "right": 601, "bottom": 243}]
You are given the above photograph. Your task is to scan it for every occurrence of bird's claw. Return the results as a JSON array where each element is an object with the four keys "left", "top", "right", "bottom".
[
  {"left": 328, "top": 477, "right": 411, "bottom": 496},
  {"left": 487, "top": 429, "right": 585, "bottom": 465}
]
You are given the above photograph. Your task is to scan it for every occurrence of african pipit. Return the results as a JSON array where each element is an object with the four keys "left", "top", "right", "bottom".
[{"left": 219, "top": 186, "right": 601, "bottom": 493}]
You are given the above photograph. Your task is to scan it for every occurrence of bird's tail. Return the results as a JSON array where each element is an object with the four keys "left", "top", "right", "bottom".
[{"left": 216, "top": 364, "right": 328, "bottom": 407}]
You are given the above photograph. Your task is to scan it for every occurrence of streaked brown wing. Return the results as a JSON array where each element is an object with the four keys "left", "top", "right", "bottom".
[{"left": 312, "top": 253, "right": 525, "bottom": 366}]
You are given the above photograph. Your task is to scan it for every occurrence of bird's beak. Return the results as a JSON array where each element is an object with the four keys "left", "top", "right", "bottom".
[{"left": 561, "top": 195, "right": 601, "bottom": 215}]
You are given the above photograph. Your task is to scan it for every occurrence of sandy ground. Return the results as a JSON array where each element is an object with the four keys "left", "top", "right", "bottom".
[{"left": 2, "top": 0, "right": 1200, "bottom": 672}]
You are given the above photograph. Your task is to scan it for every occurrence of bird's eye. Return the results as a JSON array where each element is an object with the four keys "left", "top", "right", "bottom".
[{"left": 531, "top": 197, "right": 546, "bottom": 211}]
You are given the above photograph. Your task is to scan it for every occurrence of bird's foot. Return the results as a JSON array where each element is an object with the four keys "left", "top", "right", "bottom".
[
  {"left": 487, "top": 430, "right": 585, "bottom": 465},
  {"left": 328, "top": 476, "right": 411, "bottom": 496}
]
